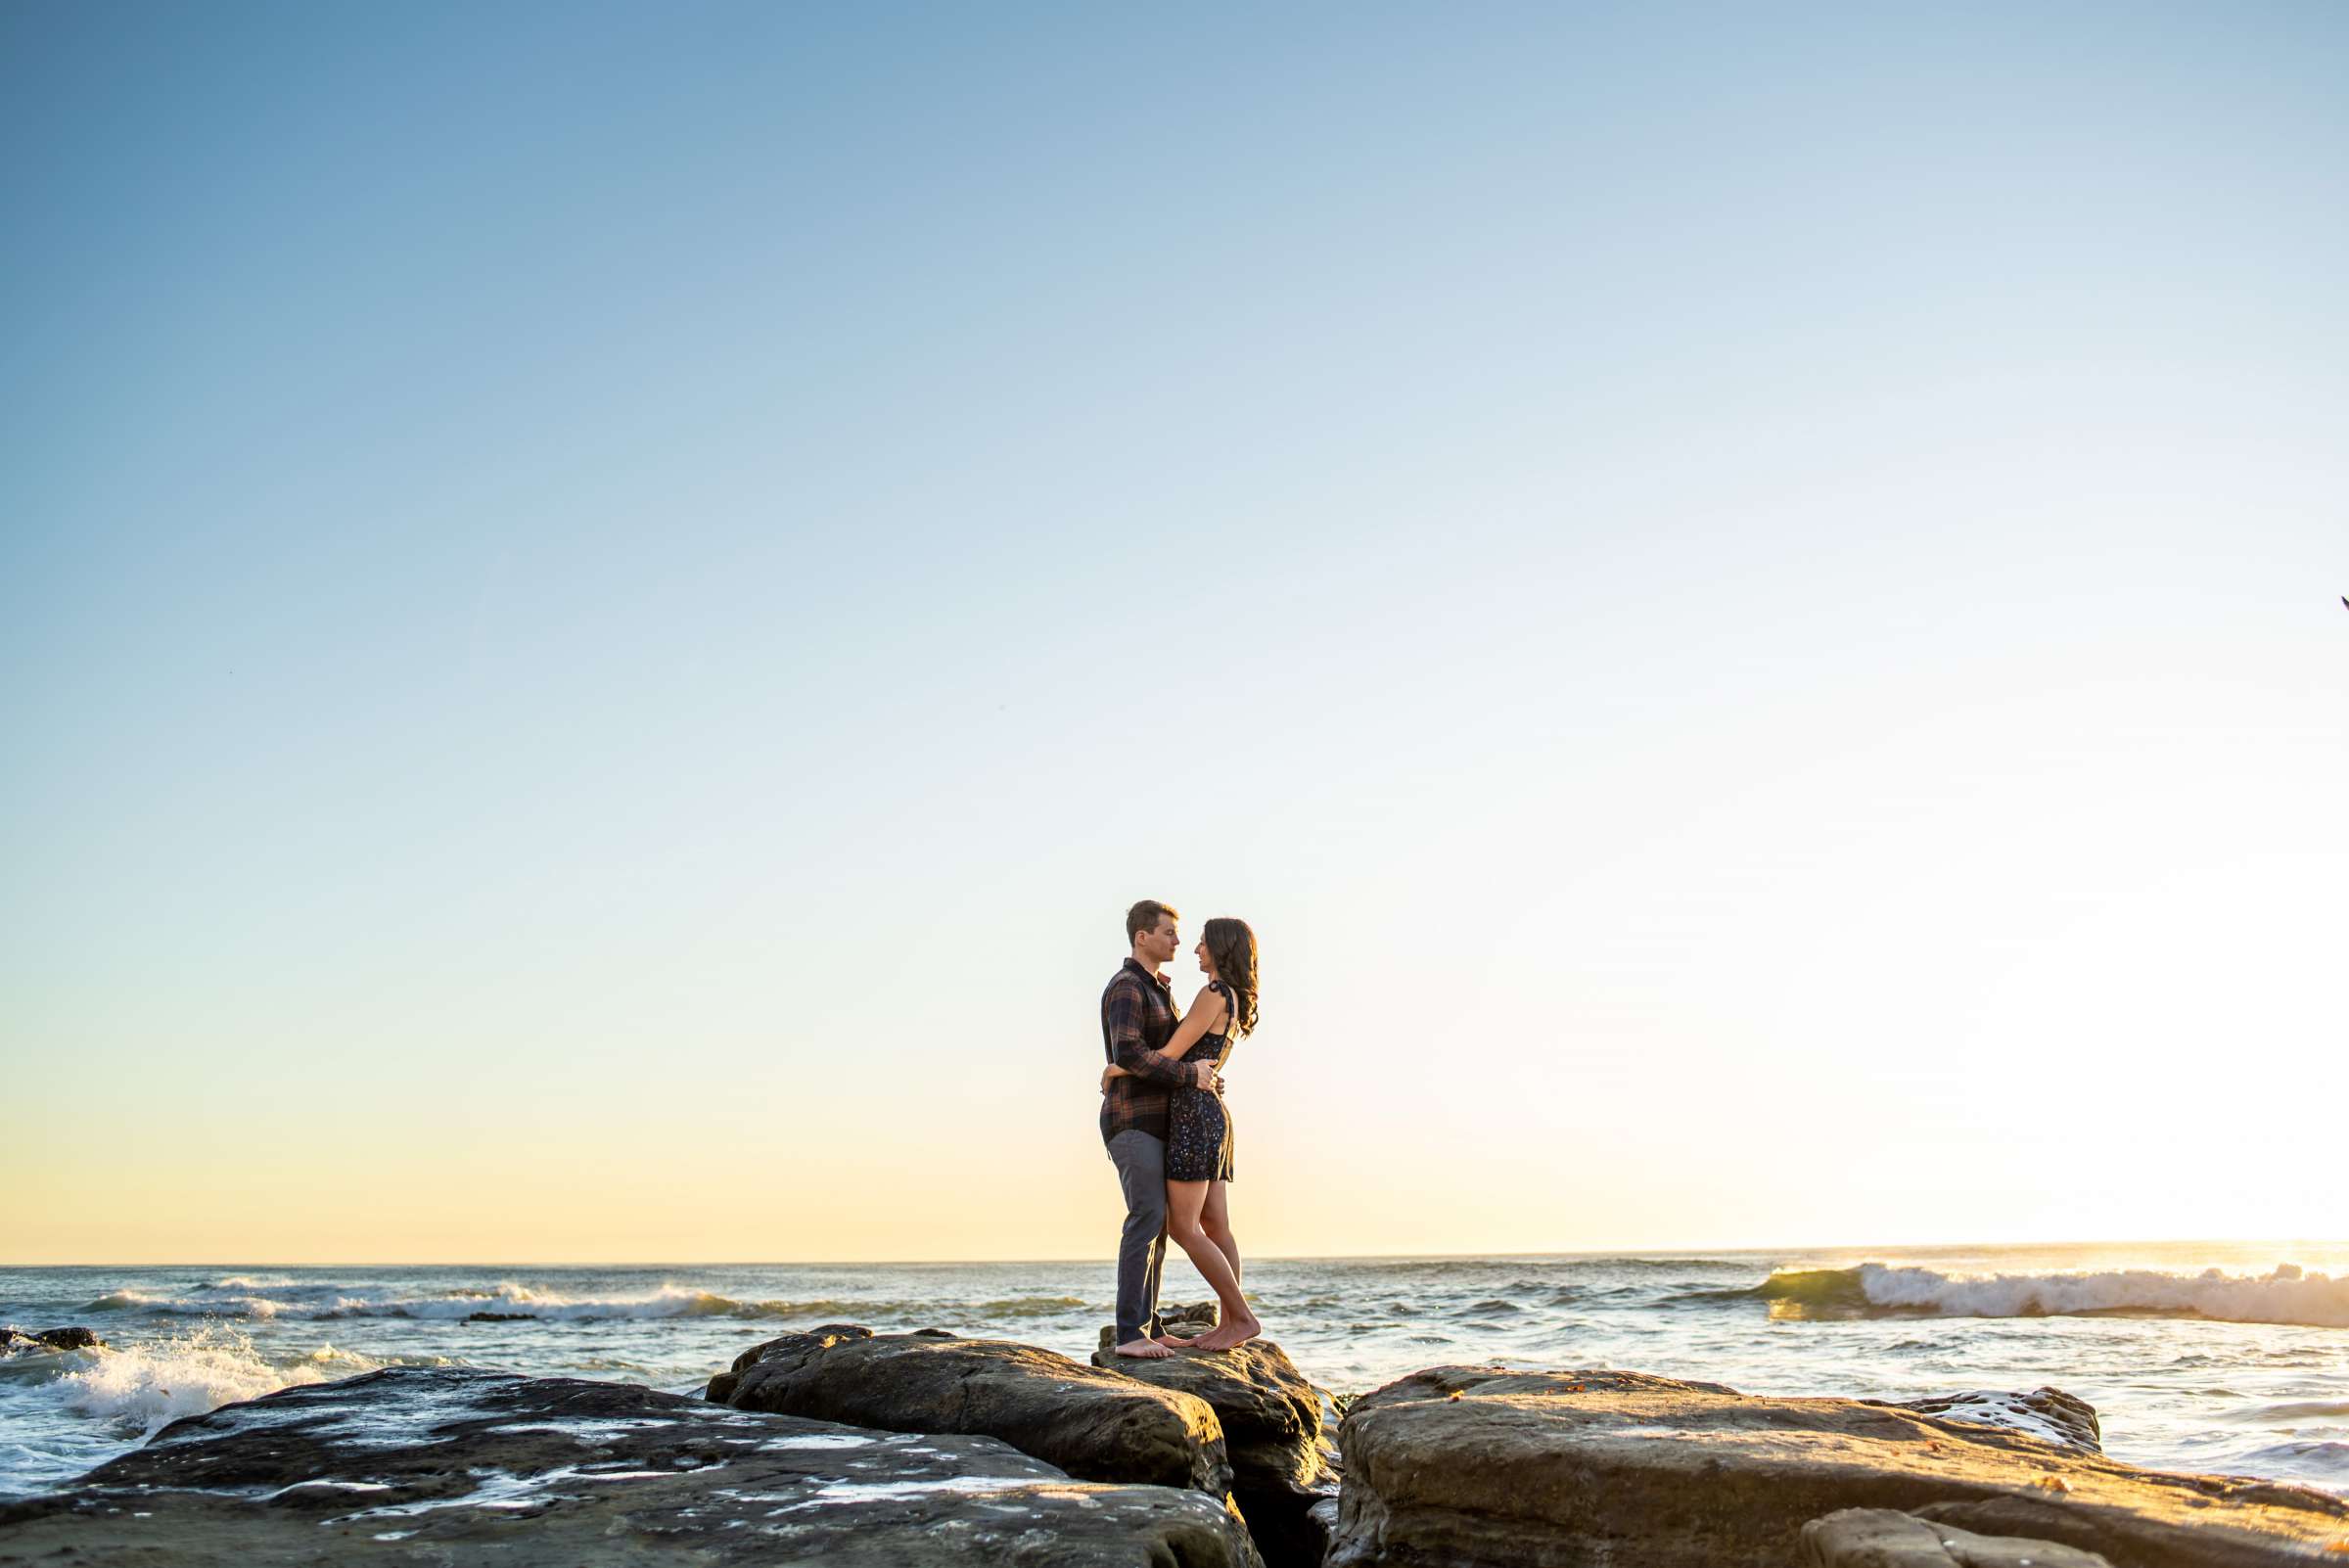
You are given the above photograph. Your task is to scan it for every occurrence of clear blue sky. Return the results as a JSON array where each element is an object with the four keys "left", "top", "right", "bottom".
[{"left": 3, "top": 2, "right": 2344, "bottom": 1263}]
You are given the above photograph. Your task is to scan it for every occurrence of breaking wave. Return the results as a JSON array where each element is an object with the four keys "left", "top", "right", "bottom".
[
  {"left": 79, "top": 1283, "right": 1092, "bottom": 1325},
  {"left": 54, "top": 1325, "right": 381, "bottom": 1439},
  {"left": 1699, "top": 1263, "right": 2349, "bottom": 1327}
]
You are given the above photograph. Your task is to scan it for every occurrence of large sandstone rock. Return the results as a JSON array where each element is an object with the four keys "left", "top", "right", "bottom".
[
  {"left": 1090, "top": 1324, "right": 1325, "bottom": 1489},
  {"left": 711, "top": 1326, "right": 1234, "bottom": 1498},
  {"left": 0, "top": 1363, "right": 1261, "bottom": 1567},
  {"left": 1092, "top": 1325, "right": 1336, "bottom": 1567},
  {"left": 1801, "top": 1507, "right": 2113, "bottom": 1566},
  {"left": 1328, "top": 1365, "right": 2349, "bottom": 1568}
]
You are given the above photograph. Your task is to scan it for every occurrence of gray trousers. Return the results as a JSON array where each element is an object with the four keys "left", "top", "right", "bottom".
[{"left": 1106, "top": 1130, "right": 1169, "bottom": 1344}]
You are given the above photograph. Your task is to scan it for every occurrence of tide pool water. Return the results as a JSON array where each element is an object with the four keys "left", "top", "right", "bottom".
[{"left": 5, "top": 1241, "right": 2345, "bottom": 1502}]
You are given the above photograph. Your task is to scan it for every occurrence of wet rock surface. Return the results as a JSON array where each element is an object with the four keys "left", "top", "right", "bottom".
[
  {"left": 1882, "top": 1388, "right": 2103, "bottom": 1454},
  {"left": 0, "top": 1326, "right": 106, "bottom": 1352},
  {"left": 712, "top": 1325, "right": 1235, "bottom": 1497},
  {"left": 1328, "top": 1364, "right": 2349, "bottom": 1568},
  {"left": 1091, "top": 1323, "right": 1336, "bottom": 1567},
  {"left": 0, "top": 1363, "right": 1263, "bottom": 1566},
  {"left": 1800, "top": 1507, "right": 2114, "bottom": 1566}
]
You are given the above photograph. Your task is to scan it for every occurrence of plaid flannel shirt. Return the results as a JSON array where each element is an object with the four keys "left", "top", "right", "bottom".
[{"left": 1099, "top": 957, "right": 1194, "bottom": 1143}]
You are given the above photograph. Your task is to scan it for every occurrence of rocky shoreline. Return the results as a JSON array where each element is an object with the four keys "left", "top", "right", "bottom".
[{"left": 3, "top": 1314, "right": 2342, "bottom": 1566}]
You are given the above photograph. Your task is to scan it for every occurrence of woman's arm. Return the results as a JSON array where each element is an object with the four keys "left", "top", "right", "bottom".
[
  {"left": 1102, "top": 987, "right": 1227, "bottom": 1082},
  {"left": 1103, "top": 971, "right": 1211, "bottom": 1086}
]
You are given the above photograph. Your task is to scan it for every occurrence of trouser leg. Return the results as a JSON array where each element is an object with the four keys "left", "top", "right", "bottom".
[{"left": 1107, "top": 1130, "right": 1170, "bottom": 1343}]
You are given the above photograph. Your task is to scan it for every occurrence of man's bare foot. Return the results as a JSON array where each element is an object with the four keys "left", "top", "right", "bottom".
[
  {"left": 1113, "top": 1337, "right": 1175, "bottom": 1359},
  {"left": 1193, "top": 1315, "right": 1262, "bottom": 1351}
]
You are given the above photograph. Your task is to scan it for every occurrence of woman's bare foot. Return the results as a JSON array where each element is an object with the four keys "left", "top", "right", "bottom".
[
  {"left": 1114, "top": 1337, "right": 1175, "bottom": 1359},
  {"left": 1194, "top": 1314, "right": 1261, "bottom": 1351},
  {"left": 1154, "top": 1333, "right": 1198, "bottom": 1349}
]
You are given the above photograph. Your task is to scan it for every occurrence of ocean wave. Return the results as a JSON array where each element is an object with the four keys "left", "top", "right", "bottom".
[
  {"left": 1710, "top": 1263, "right": 2349, "bottom": 1328},
  {"left": 2224, "top": 1440, "right": 2349, "bottom": 1482},
  {"left": 969, "top": 1297, "right": 1089, "bottom": 1318},
  {"left": 84, "top": 1289, "right": 298, "bottom": 1320},
  {"left": 82, "top": 1290, "right": 164, "bottom": 1314},
  {"left": 0, "top": 1346, "right": 104, "bottom": 1386},
  {"left": 321, "top": 1285, "right": 863, "bottom": 1322},
  {"left": 55, "top": 1326, "right": 379, "bottom": 1439},
  {"left": 2235, "top": 1401, "right": 2349, "bottom": 1424},
  {"left": 75, "top": 1282, "right": 1088, "bottom": 1326}
]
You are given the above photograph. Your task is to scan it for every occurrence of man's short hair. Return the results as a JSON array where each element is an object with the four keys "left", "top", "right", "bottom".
[{"left": 1126, "top": 899, "right": 1177, "bottom": 943}]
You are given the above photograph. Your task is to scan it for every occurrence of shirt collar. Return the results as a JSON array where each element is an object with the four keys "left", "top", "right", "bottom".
[{"left": 1123, "top": 955, "right": 1171, "bottom": 991}]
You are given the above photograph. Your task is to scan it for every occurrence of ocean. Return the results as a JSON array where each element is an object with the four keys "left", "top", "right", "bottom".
[{"left": 5, "top": 1240, "right": 2345, "bottom": 1505}]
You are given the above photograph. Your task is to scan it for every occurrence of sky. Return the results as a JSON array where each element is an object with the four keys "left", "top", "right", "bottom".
[{"left": 2, "top": 1, "right": 2343, "bottom": 1265}]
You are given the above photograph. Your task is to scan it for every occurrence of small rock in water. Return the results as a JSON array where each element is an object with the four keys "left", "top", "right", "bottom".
[
  {"left": 1158, "top": 1300, "right": 1221, "bottom": 1333},
  {"left": 0, "top": 1325, "right": 108, "bottom": 1353},
  {"left": 1887, "top": 1388, "right": 2103, "bottom": 1454}
]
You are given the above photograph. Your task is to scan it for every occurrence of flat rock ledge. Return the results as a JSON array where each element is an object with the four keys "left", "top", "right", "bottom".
[
  {"left": 1801, "top": 1507, "right": 2114, "bottom": 1567},
  {"left": 710, "top": 1325, "right": 1235, "bottom": 1498},
  {"left": 1091, "top": 1322, "right": 1337, "bottom": 1568},
  {"left": 1328, "top": 1365, "right": 2349, "bottom": 1568},
  {"left": 0, "top": 1363, "right": 1261, "bottom": 1567}
]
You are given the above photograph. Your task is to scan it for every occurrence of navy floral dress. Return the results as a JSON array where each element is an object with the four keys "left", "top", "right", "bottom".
[{"left": 1166, "top": 981, "right": 1236, "bottom": 1182}]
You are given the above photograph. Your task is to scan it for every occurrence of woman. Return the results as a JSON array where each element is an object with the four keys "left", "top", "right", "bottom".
[{"left": 1100, "top": 916, "right": 1261, "bottom": 1350}]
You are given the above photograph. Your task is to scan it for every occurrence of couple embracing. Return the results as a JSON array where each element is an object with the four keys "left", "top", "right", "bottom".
[{"left": 1097, "top": 899, "right": 1262, "bottom": 1360}]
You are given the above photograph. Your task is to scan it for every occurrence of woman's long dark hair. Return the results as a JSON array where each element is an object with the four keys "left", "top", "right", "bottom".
[{"left": 1203, "top": 917, "right": 1259, "bottom": 1038}]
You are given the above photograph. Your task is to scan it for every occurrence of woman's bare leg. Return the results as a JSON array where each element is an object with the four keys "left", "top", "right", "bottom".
[
  {"left": 1158, "top": 1181, "right": 1241, "bottom": 1346},
  {"left": 1191, "top": 1179, "right": 1258, "bottom": 1348},
  {"left": 1199, "top": 1179, "right": 1241, "bottom": 1289},
  {"left": 1164, "top": 1178, "right": 1255, "bottom": 1347}
]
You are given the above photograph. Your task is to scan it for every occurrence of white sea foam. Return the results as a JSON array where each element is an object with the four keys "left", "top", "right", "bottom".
[
  {"left": 483, "top": 1418, "right": 690, "bottom": 1438},
  {"left": 802, "top": 1475, "right": 1055, "bottom": 1504},
  {"left": 327, "top": 1459, "right": 686, "bottom": 1524},
  {"left": 55, "top": 1326, "right": 379, "bottom": 1438},
  {"left": 1852, "top": 1262, "right": 2349, "bottom": 1328},
  {"left": 759, "top": 1433, "right": 877, "bottom": 1451},
  {"left": 260, "top": 1479, "right": 393, "bottom": 1500}
]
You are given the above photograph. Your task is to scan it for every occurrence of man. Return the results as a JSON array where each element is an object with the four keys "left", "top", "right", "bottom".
[{"left": 1100, "top": 899, "right": 1220, "bottom": 1360}]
